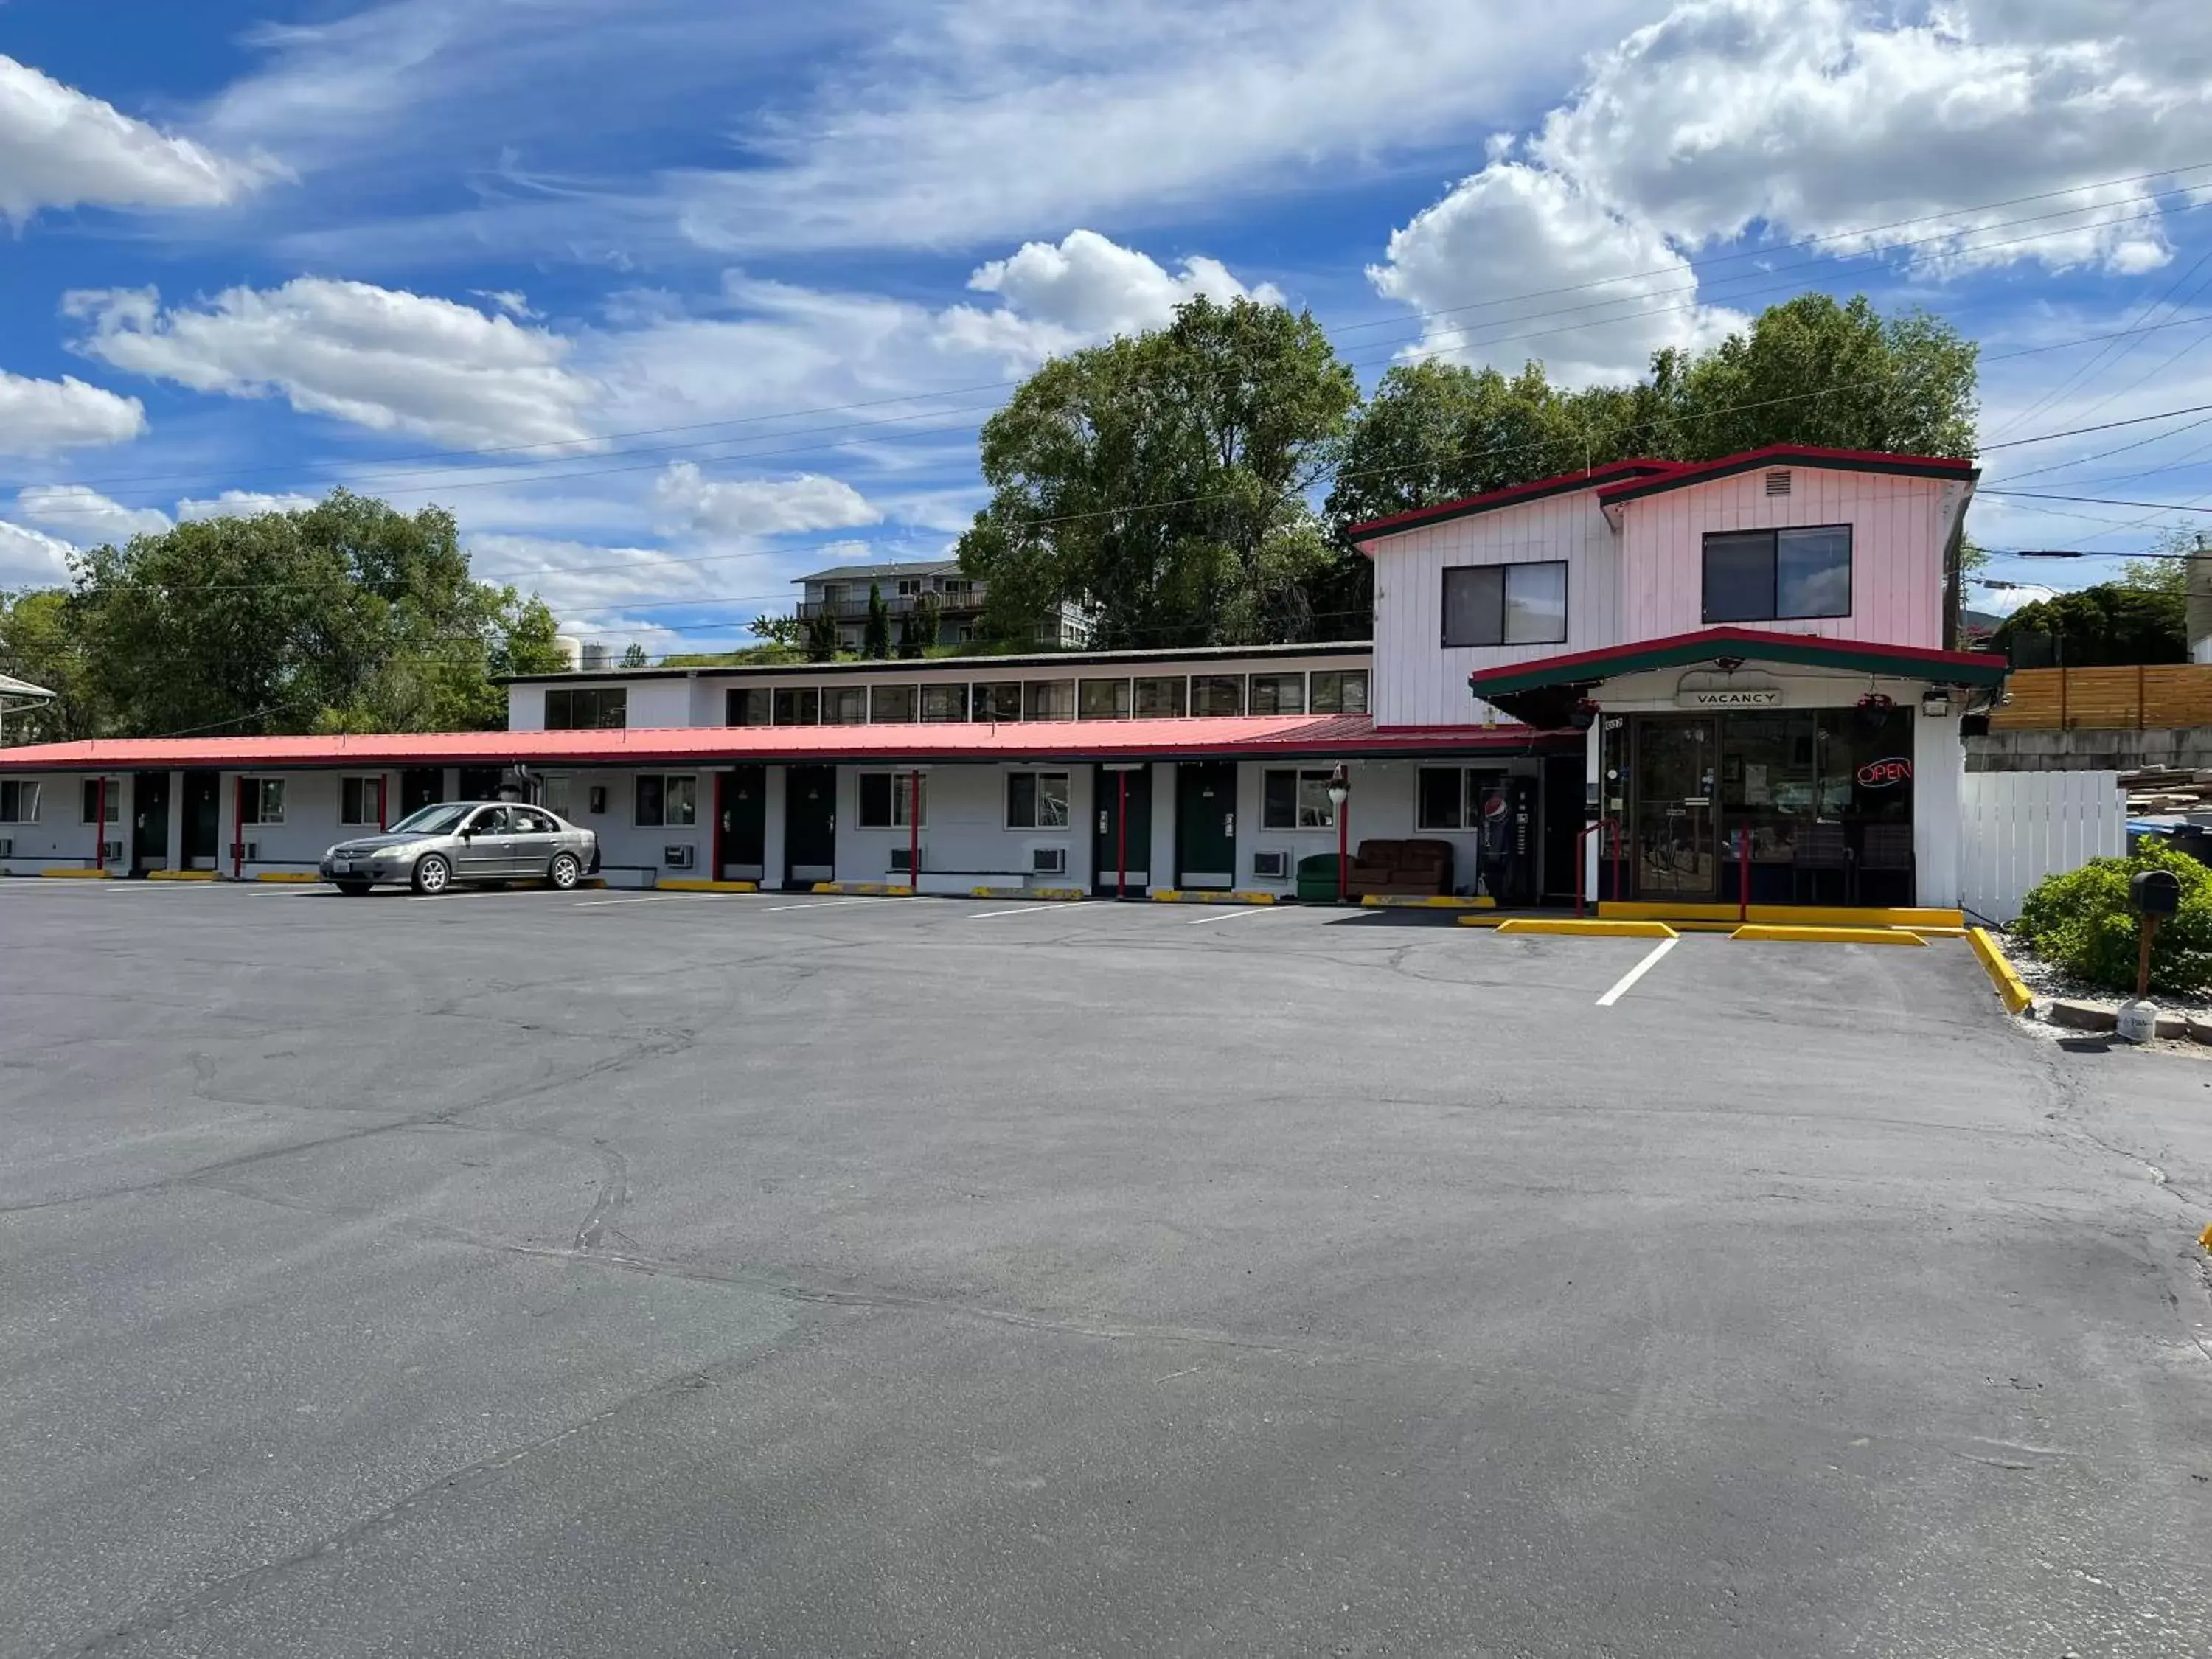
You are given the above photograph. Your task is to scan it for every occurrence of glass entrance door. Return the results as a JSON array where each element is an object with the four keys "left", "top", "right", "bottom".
[{"left": 1632, "top": 717, "right": 1717, "bottom": 899}]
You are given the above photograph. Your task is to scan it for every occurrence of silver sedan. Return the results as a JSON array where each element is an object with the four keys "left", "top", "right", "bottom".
[{"left": 319, "top": 801, "right": 599, "bottom": 895}]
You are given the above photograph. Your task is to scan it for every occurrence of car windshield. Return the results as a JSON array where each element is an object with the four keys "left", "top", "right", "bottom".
[{"left": 388, "top": 804, "right": 472, "bottom": 835}]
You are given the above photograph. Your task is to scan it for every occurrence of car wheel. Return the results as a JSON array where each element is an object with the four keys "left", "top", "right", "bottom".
[
  {"left": 334, "top": 880, "right": 372, "bottom": 897},
  {"left": 546, "top": 851, "right": 582, "bottom": 891},
  {"left": 411, "top": 854, "right": 452, "bottom": 895}
]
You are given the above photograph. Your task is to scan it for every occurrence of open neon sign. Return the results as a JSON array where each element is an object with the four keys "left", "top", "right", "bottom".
[{"left": 1856, "top": 757, "right": 1912, "bottom": 787}]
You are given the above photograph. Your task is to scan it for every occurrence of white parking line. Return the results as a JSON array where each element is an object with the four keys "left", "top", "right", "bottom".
[
  {"left": 1186, "top": 905, "right": 1282, "bottom": 925},
  {"left": 968, "top": 904, "right": 1075, "bottom": 919},
  {"left": 572, "top": 894, "right": 685, "bottom": 908},
  {"left": 1595, "top": 936, "right": 1679, "bottom": 1006},
  {"left": 758, "top": 896, "right": 902, "bottom": 913}
]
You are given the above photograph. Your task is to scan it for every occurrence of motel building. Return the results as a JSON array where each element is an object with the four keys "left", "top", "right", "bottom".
[{"left": 0, "top": 445, "right": 2006, "bottom": 918}]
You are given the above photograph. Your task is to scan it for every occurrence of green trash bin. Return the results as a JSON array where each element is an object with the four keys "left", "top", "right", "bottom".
[{"left": 1295, "top": 852, "right": 1341, "bottom": 902}]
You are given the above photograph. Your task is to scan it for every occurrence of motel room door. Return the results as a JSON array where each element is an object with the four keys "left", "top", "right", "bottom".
[
  {"left": 717, "top": 765, "right": 767, "bottom": 882},
  {"left": 1630, "top": 717, "right": 1718, "bottom": 900},
  {"left": 1175, "top": 762, "right": 1237, "bottom": 891},
  {"left": 784, "top": 765, "right": 837, "bottom": 888},
  {"left": 1091, "top": 764, "right": 1152, "bottom": 896},
  {"left": 131, "top": 771, "right": 170, "bottom": 872},
  {"left": 182, "top": 771, "right": 221, "bottom": 869}
]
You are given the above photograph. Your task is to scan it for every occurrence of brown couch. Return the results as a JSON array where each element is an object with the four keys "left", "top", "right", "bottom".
[{"left": 1345, "top": 838, "right": 1454, "bottom": 898}]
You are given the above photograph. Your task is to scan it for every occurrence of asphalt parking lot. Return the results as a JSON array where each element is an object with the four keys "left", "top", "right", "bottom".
[{"left": 4, "top": 877, "right": 2209, "bottom": 1658}]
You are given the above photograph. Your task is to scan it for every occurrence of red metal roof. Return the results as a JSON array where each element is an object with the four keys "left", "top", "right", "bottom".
[
  {"left": 1593, "top": 445, "right": 1978, "bottom": 507},
  {"left": 0, "top": 714, "right": 1574, "bottom": 773},
  {"left": 1345, "top": 458, "right": 1676, "bottom": 547}
]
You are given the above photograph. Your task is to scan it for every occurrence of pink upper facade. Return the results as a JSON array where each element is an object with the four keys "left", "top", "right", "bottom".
[{"left": 1350, "top": 447, "right": 1978, "bottom": 727}]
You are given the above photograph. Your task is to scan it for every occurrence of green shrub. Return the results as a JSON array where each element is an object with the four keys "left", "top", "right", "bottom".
[{"left": 2013, "top": 841, "right": 2212, "bottom": 995}]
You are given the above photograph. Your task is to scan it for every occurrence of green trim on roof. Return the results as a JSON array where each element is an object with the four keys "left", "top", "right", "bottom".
[{"left": 1468, "top": 636, "right": 2007, "bottom": 698}]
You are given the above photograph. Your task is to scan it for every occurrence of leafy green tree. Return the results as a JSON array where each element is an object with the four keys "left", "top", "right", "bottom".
[
  {"left": 803, "top": 603, "right": 839, "bottom": 661},
  {"left": 0, "top": 588, "right": 99, "bottom": 742},
  {"left": 959, "top": 293, "right": 1359, "bottom": 647},
  {"left": 69, "top": 490, "right": 560, "bottom": 736},
  {"left": 863, "top": 582, "right": 891, "bottom": 658},
  {"left": 621, "top": 641, "right": 649, "bottom": 668},
  {"left": 747, "top": 612, "right": 805, "bottom": 649},
  {"left": 1990, "top": 582, "right": 2186, "bottom": 666}
]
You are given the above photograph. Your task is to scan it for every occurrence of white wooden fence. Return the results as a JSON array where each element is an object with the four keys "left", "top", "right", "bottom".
[{"left": 1958, "top": 771, "right": 2126, "bottom": 925}]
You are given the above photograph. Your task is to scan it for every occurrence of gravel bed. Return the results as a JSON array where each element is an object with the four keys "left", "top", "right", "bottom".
[{"left": 2000, "top": 931, "right": 2212, "bottom": 1019}]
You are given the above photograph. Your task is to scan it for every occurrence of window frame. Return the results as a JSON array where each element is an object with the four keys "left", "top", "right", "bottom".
[
  {"left": 772, "top": 686, "right": 821, "bottom": 726},
  {"left": 239, "top": 777, "right": 286, "bottom": 826},
  {"left": 857, "top": 771, "right": 926, "bottom": 829},
  {"left": 823, "top": 685, "right": 869, "bottom": 726},
  {"left": 1006, "top": 770, "right": 1073, "bottom": 830},
  {"left": 633, "top": 773, "right": 697, "bottom": 829},
  {"left": 0, "top": 779, "right": 41, "bottom": 823},
  {"left": 1262, "top": 768, "right": 1338, "bottom": 831},
  {"left": 1700, "top": 524, "right": 1854, "bottom": 624},
  {"left": 339, "top": 776, "right": 386, "bottom": 827},
  {"left": 1078, "top": 677, "right": 1132, "bottom": 719},
  {"left": 1247, "top": 673, "right": 1306, "bottom": 716},
  {"left": 1189, "top": 675, "right": 1244, "bottom": 717},
  {"left": 970, "top": 681, "right": 1021, "bottom": 721},
  {"left": 869, "top": 684, "right": 919, "bottom": 723},
  {"left": 80, "top": 777, "right": 122, "bottom": 824},
  {"left": 1133, "top": 676, "right": 1188, "bottom": 719},
  {"left": 919, "top": 682, "right": 969, "bottom": 723},
  {"left": 1310, "top": 670, "right": 1368, "bottom": 714},
  {"left": 1441, "top": 560, "right": 1570, "bottom": 648},
  {"left": 544, "top": 686, "right": 628, "bottom": 730},
  {"left": 1023, "top": 679, "right": 1076, "bottom": 720},
  {"left": 727, "top": 687, "right": 772, "bottom": 726}
]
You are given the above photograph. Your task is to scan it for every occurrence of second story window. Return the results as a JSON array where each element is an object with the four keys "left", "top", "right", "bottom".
[
  {"left": 1441, "top": 561, "right": 1568, "bottom": 648},
  {"left": 1191, "top": 675, "right": 1243, "bottom": 717},
  {"left": 1248, "top": 673, "right": 1304, "bottom": 715},
  {"left": 773, "top": 686, "right": 821, "bottom": 726},
  {"left": 545, "top": 687, "right": 627, "bottom": 729},
  {"left": 728, "top": 688, "right": 771, "bottom": 726},
  {"left": 1310, "top": 670, "right": 1368, "bottom": 714},
  {"left": 1702, "top": 526, "right": 1853, "bottom": 623}
]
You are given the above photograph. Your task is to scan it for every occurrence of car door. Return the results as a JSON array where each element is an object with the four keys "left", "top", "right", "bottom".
[
  {"left": 456, "top": 805, "right": 515, "bottom": 879},
  {"left": 509, "top": 807, "right": 563, "bottom": 878}
]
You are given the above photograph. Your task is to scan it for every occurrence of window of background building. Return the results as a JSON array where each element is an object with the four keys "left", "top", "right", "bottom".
[
  {"left": 857, "top": 772, "right": 925, "bottom": 827},
  {"left": 340, "top": 776, "right": 385, "bottom": 825},
  {"left": 543, "top": 775, "right": 574, "bottom": 818},
  {"left": 920, "top": 683, "right": 968, "bottom": 722},
  {"left": 870, "top": 684, "right": 918, "bottom": 723},
  {"left": 1134, "top": 676, "right": 1188, "bottom": 718},
  {"left": 1262, "top": 768, "right": 1337, "bottom": 830},
  {"left": 824, "top": 686, "right": 869, "bottom": 724},
  {"left": 634, "top": 775, "right": 697, "bottom": 827},
  {"left": 1414, "top": 768, "right": 1511, "bottom": 832},
  {"left": 544, "top": 687, "right": 628, "bottom": 729},
  {"left": 1248, "top": 673, "right": 1306, "bottom": 715},
  {"left": 773, "top": 687, "right": 821, "bottom": 726},
  {"left": 1310, "top": 671, "right": 1368, "bottom": 714},
  {"left": 80, "top": 778, "right": 121, "bottom": 823},
  {"left": 1079, "top": 678, "right": 1133, "bottom": 718},
  {"left": 1702, "top": 526, "right": 1853, "bottom": 623},
  {"left": 0, "top": 779, "right": 40, "bottom": 822},
  {"left": 1441, "top": 563, "right": 1568, "bottom": 647},
  {"left": 1006, "top": 771, "right": 1071, "bottom": 829},
  {"left": 727, "top": 687, "right": 771, "bottom": 726},
  {"left": 1191, "top": 675, "right": 1243, "bottom": 716},
  {"left": 239, "top": 779, "right": 286, "bottom": 825},
  {"left": 1023, "top": 679, "right": 1075, "bottom": 720},
  {"left": 972, "top": 681, "right": 1021, "bottom": 721}
]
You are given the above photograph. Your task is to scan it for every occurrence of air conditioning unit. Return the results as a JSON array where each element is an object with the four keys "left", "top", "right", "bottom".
[
  {"left": 1031, "top": 846, "right": 1067, "bottom": 876},
  {"left": 1251, "top": 849, "right": 1289, "bottom": 879},
  {"left": 240, "top": 839, "right": 259, "bottom": 862},
  {"left": 888, "top": 846, "right": 924, "bottom": 873},
  {"left": 663, "top": 844, "right": 695, "bottom": 869}
]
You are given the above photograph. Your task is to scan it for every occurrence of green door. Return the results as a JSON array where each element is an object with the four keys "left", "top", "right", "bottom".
[
  {"left": 784, "top": 765, "right": 837, "bottom": 888},
  {"left": 1175, "top": 762, "right": 1237, "bottom": 890},
  {"left": 131, "top": 771, "right": 170, "bottom": 872},
  {"left": 719, "top": 765, "right": 767, "bottom": 880},
  {"left": 182, "top": 771, "right": 220, "bottom": 868},
  {"left": 1092, "top": 765, "right": 1152, "bottom": 896}
]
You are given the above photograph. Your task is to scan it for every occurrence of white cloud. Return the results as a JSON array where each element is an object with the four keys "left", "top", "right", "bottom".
[
  {"left": 652, "top": 462, "right": 882, "bottom": 538},
  {"left": 0, "top": 54, "right": 279, "bottom": 221},
  {"left": 1368, "top": 164, "right": 1745, "bottom": 384},
  {"left": 15, "top": 484, "right": 172, "bottom": 541},
  {"left": 473, "top": 289, "right": 539, "bottom": 319},
  {"left": 0, "top": 369, "right": 145, "bottom": 457},
  {"left": 175, "top": 490, "right": 320, "bottom": 521},
  {"left": 63, "top": 278, "right": 598, "bottom": 450},
  {"left": 0, "top": 518, "right": 76, "bottom": 588}
]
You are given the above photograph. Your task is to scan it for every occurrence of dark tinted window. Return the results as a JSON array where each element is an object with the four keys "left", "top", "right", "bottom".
[
  {"left": 773, "top": 687, "right": 820, "bottom": 726},
  {"left": 546, "top": 687, "right": 627, "bottom": 729},
  {"left": 1416, "top": 768, "right": 1465, "bottom": 830},
  {"left": 1703, "top": 526, "right": 1852, "bottom": 622},
  {"left": 727, "top": 688, "right": 771, "bottom": 726}
]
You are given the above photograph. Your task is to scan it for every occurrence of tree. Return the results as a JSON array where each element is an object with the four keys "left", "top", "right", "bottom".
[
  {"left": 0, "top": 588, "right": 97, "bottom": 742},
  {"left": 1991, "top": 582, "right": 2186, "bottom": 667},
  {"left": 621, "top": 641, "right": 649, "bottom": 668},
  {"left": 959, "top": 293, "right": 1360, "bottom": 648},
  {"left": 67, "top": 490, "right": 560, "bottom": 736},
  {"left": 863, "top": 582, "right": 891, "bottom": 658},
  {"left": 803, "top": 603, "right": 839, "bottom": 662},
  {"left": 909, "top": 591, "right": 942, "bottom": 656},
  {"left": 747, "top": 612, "right": 805, "bottom": 650}
]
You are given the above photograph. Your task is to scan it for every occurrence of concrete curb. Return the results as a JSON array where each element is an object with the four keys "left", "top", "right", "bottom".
[
  {"left": 145, "top": 869, "right": 218, "bottom": 881},
  {"left": 254, "top": 872, "right": 321, "bottom": 883},
  {"left": 810, "top": 881, "right": 913, "bottom": 897},
  {"left": 1491, "top": 918, "right": 1678, "bottom": 939},
  {"left": 40, "top": 867, "right": 114, "bottom": 879},
  {"left": 1360, "top": 894, "right": 1497, "bottom": 910},
  {"left": 1731, "top": 924, "right": 1926, "bottom": 947},
  {"left": 2044, "top": 998, "right": 2198, "bottom": 1040},
  {"left": 1600, "top": 902, "right": 1966, "bottom": 929},
  {"left": 658, "top": 879, "right": 759, "bottom": 893},
  {"left": 1968, "top": 928, "right": 2035, "bottom": 1016},
  {"left": 1150, "top": 890, "right": 1277, "bottom": 906}
]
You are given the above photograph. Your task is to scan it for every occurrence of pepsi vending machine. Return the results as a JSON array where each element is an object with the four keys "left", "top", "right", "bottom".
[{"left": 1475, "top": 775, "right": 1538, "bottom": 907}]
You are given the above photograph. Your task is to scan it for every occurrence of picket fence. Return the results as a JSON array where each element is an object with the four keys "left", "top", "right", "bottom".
[{"left": 1958, "top": 770, "right": 2126, "bottom": 925}]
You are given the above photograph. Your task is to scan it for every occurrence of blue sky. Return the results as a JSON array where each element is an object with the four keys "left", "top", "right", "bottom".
[{"left": 3, "top": 0, "right": 2211, "bottom": 653}]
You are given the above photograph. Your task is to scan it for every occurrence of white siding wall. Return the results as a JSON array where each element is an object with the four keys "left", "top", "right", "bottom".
[
  {"left": 0, "top": 773, "right": 128, "bottom": 874},
  {"left": 1617, "top": 470, "right": 1955, "bottom": 650},
  {"left": 1234, "top": 759, "right": 1542, "bottom": 895},
  {"left": 833, "top": 763, "right": 1091, "bottom": 891},
  {"left": 507, "top": 683, "right": 544, "bottom": 731},
  {"left": 1367, "top": 490, "right": 1621, "bottom": 728}
]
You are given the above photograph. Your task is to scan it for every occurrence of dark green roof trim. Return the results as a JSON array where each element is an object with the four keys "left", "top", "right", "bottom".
[{"left": 1466, "top": 627, "right": 2008, "bottom": 699}]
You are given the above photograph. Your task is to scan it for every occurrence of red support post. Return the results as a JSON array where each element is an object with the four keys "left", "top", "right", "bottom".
[
  {"left": 231, "top": 776, "right": 245, "bottom": 880},
  {"left": 907, "top": 770, "right": 920, "bottom": 892},
  {"left": 1116, "top": 770, "right": 1128, "bottom": 900},
  {"left": 94, "top": 776, "right": 107, "bottom": 872},
  {"left": 1336, "top": 796, "right": 1349, "bottom": 905}
]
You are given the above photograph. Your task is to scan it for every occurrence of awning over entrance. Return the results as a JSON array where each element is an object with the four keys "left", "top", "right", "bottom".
[{"left": 1466, "top": 627, "right": 2007, "bottom": 727}]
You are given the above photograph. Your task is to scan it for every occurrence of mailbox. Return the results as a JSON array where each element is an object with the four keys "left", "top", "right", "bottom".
[{"left": 2130, "top": 869, "right": 2183, "bottom": 917}]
